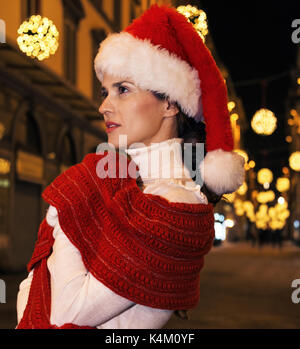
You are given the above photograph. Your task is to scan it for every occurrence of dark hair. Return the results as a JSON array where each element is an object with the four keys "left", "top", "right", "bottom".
[{"left": 151, "top": 91, "right": 222, "bottom": 206}]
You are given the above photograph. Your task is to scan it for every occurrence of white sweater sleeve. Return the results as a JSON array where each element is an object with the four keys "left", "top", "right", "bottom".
[
  {"left": 47, "top": 219, "right": 135, "bottom": 327},
  {"left": 17, "top": 183, "right": 207, "bottom": 328},
  {"left": 16, "top": 270, "right": 33, "bottom": 324}
]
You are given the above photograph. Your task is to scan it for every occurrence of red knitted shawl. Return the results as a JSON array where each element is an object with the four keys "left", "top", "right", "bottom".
[{"left": 17, "top": 151, "right": 215, "bottom": 329}]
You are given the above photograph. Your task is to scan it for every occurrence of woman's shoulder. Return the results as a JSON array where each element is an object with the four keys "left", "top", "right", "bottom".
[{"left": 143, "top": 181, "right": 208, "bottom": 204}]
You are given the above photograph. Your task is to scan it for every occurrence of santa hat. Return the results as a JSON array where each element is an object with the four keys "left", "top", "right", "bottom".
[{"left": 94, "top": 4, "right": 245, "bottom": 196}]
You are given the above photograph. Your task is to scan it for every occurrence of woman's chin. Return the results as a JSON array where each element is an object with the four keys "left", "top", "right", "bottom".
[{"left": 107, "top": 132, "right": 129, "bottom": 149}]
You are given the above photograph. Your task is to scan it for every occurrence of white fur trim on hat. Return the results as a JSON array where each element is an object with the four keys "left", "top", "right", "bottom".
[
  {"left": 199, "top": 149, "right": 245, "bottom": 196},
  {"left": 94, "top": 31, "right": 203, "bottom": 122}
]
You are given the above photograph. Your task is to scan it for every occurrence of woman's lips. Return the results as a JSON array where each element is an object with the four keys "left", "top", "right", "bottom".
[{"left": 106, "top": 125, "right": 120, "bottom": 133}]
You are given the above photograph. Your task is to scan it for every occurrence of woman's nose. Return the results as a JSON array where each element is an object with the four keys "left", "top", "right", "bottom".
[{"left": 98, "top": 95, "right": 113, "bottom": 115}]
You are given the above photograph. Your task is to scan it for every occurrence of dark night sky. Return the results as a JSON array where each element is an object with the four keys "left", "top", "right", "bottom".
[{"left": 198, "top": 0, "right": 299, "bottom": 176}]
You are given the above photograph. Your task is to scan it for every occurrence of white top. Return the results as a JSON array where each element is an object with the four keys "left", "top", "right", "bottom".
[{"left": 16, "top": 137, "right": 208, "bottom": 329}]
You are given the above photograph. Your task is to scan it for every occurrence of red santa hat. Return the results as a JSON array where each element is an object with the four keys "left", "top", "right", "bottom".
[{"left": 94, "top": 4, "right": 245, "bottom": 196}]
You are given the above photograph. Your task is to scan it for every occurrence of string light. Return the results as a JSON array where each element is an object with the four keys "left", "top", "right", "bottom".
[
  {"left": 256, "top": 190, "right": 275, "bottom": 204},
  {"left": 288, "top": 109, "right": 300, "bottom": 134},
  {"left": 282, "top": 167, "right": 289, "bottom": 175},
  {"left": 234, "top": 198, "right": 244, "bottom": 216},
  {"left": 237, "top": 181, "right": 247, "bottom": 195},
  {"left": 289, "top": 151, "right": 300, "bottom": 171},
  {"left": 224, "top": 219, "right": 235, "bottom": 228},
  {"left": 251, "top": 108, "right": 277, "bottom": 135},
  {"left": 243, "top": 201, "right": 255, "bottom": 222},
  {"left": 0, "top": 123, "right": 5, "bottom": 140},
  {"left": 255, "top": 204, "right": 269, "bottom": 230},
  {"left": 230, "top": 113, "right": 239, "bottom": 122},
  {"left": 257, "top": 168, "right": 273, "bottom": 184},
  {"left": 17, "top": 15, "right": 59, "bottom": 61},
  {"left": 252, "top": 190, "right": 258, "bottom": 200},
  {"left": 223, "top": 192, "right": 236, "bottom": 203},
  {"left": 233, "top": 149, "right": 248, "bottom": 164},
  {"left": 0, "top": 158, "right": 10, "bottom": 174},
  {"left": 228, "top": 101, "right": 236, "bottom": 112},
  {"left": 276, "top": 178, "right": 290, "bottom": 192},
  {"left": 286, "top": 136, "right": 292, "bottom": 143},
  {"left": 177, "top": 5, "right": 208, "bottom": 42},
  {"left": 248, "top": 160, "right": 256, "bottom": 168},
  {"left": 268, "top": 201, "right": 289, "bottom": 230}
]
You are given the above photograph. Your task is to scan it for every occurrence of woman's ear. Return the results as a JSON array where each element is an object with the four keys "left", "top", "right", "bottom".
[{"left": 163, "top": 98, "right": 179, "bottom": 118}]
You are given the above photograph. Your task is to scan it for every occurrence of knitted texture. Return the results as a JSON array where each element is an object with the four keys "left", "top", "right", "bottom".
[
  {"left": 17, "top": 150, "right": 215, "bottom": 329},
  {"left": 17, "top": 219, "right": 94, "bottom": 329}
]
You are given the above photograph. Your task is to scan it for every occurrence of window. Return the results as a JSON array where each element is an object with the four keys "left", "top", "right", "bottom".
[
  {"left": 89, "top": 0, "right": 103, "bottom": 13},
  {"left": 60, "top": 132, "right": 77, "bottom": 166},
  {"left": 21, "top": 0, "right": 41, "bottom": 21},
  {"left": 88, "top": 0, "right": 121, "bottom": 32},
  {"left": 114, "top": 0, "right": 121, "bottom": 31},
  {"left": 91, "top": 29, "right": 106, "bottom": 102},
  {"left": 64, "top": 18, "right": 77, "bottom": 84},
  {"left": 26, "top": 111, "right": 41, "bottom": 154},
  {"left": 130, "top": 0, "right": 142, "bottom": 23},
  {"left": 14, "top": 110, "right": 41, "bottom": 155},
  {"left": 62, "top": 0, "right": 85, "bottom": 85}
]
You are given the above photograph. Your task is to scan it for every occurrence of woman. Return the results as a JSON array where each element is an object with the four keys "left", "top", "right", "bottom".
[{"left": 16, "top": 4, "right": 244, "bottom": 329}]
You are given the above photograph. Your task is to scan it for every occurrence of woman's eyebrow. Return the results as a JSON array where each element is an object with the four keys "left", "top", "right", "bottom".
[{"left": 101, "top": 81, "right": 133, "bottom": 91}]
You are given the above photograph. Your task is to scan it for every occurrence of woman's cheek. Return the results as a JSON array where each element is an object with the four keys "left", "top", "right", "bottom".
[{"left": 129, "top": 120, "right": 144, "bottom": 137}]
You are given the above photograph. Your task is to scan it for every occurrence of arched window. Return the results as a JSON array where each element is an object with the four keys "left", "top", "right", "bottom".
[
  {"left": 26, "top": 111, "right": 41, "bottom": 154},
  {"left": 15, "top": 110, "right": 41, "bottom": 155},
  {"left": 89, "top": 0, "right": 121, "bottom": 31},
  {"left": 91, "top": 29, "right": 106, "bottom": 102},
  {"left": 60, "top": 132, "right": 77, "bottom": 166},
  {"left": 62, "top": 0, "right": 85, "bottom": 84},
  {"left": 22, "top": 0, "right": 41, "bottom": 21}
]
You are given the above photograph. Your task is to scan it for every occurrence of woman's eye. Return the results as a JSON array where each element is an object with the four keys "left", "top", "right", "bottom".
[
  {"left": 100, "top": 86, "right": 128, "bottom": 98},
  {"left": 119, "top": 85, "right": 129, "bottom": 94}
]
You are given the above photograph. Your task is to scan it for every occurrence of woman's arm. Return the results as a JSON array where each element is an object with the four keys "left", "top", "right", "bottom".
[
  {"left": 16, "top": 206, "right": 135, "bottom": 328},
  {"left": 97, "top": 303, "right": 173, "bottom": 329},
  {"left": 16, "top": 270, "right": 34, "bottom": 324},
  {"left": 46, "top": 211, "right": 135, "bottom": 327}
]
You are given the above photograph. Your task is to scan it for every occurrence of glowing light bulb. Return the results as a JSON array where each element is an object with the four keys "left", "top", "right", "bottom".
[{"left": 17, "top": 15, "right": 59, "bottom": 61}]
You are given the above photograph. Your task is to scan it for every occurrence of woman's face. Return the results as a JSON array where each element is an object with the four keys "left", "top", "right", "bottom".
[{"left": 99, "top": 73, "right": 178, "bottom": 149}]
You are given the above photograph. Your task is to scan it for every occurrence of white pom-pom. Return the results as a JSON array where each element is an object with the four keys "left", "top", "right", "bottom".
[{"left": 199, "top": 149, "right": 245, "bottom": 196}]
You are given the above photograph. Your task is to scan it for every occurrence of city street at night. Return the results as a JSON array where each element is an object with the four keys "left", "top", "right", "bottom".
[
  {"left": 165, "top": 241, "right": 300, "bottom": 329},
  {"left": 1, "top": 241, "right": 300, "bottom": 329},
  {"left": 0, "top": 0, "right": 299, "bottom": 332}
]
